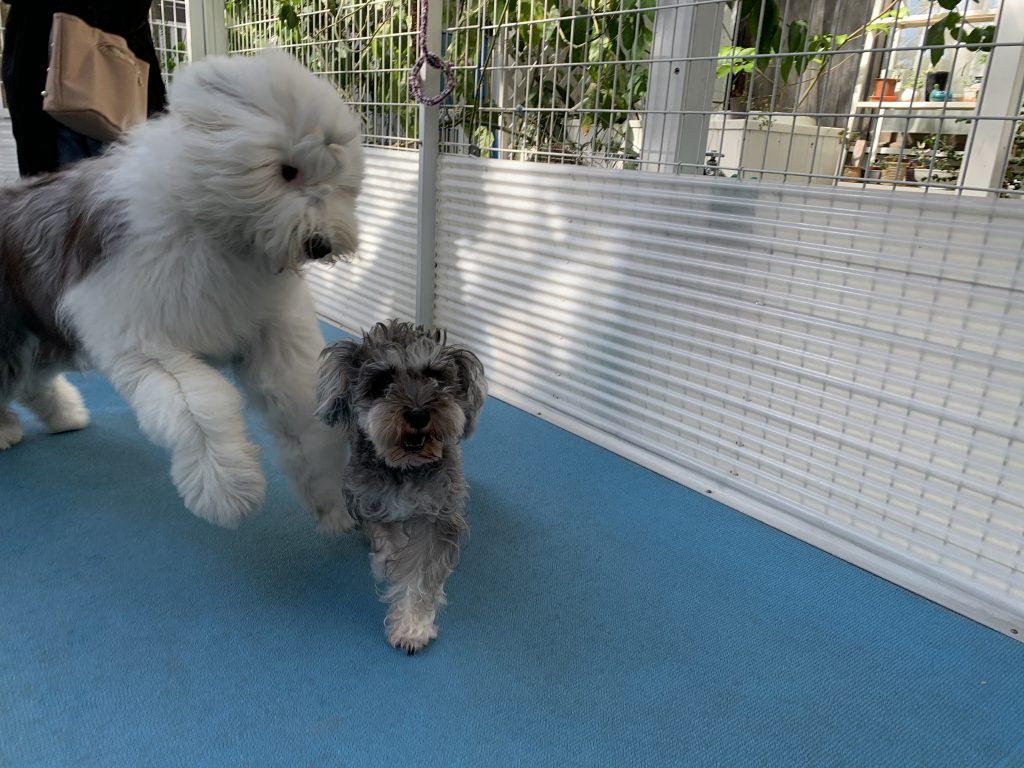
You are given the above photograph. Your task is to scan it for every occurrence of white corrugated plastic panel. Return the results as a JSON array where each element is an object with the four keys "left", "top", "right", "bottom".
[
  {"left": 0, "top": 118, "right": 20, "bottom": 183},
  {"left": 305, "top": 147, "right": 418, "bottom": 332},
  {"left": 435, "top": 154, "right": 1024, "bottom": 640}
]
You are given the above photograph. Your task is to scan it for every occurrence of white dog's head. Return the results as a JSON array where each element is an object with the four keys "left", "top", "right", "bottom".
[{"left": 165, "top": 49, "right": 364, "bottom": 273}]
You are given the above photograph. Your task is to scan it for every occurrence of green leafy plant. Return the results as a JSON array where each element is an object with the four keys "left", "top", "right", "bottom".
[
  {"left": 162, "top": 41, "right": 189, "bottom": 75},
  {"left": 912, "top": 134, "right": 962, "bottom": 180},
  {"left": 445, "top": 0, "right": 657, "bottom": 162},
  {"left": 226, "top": 0, "right": 656, "bottom": 163},
  {"left": 1002, "top": 104, "right": 1024, "bottom": 192},
  {"left": 925, "top": 0, "right": 995, "bottom": 66},
  {"left": 226, "top": 0, "right": 422, "bottom": 145}
]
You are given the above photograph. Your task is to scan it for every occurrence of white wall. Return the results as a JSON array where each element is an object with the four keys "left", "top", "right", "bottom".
[
  {"left": 430, "top": 155, "right": 1024, "bottom": 640},
  {"left": 304, "top": 147, "right": 420, "bottom": 332}
]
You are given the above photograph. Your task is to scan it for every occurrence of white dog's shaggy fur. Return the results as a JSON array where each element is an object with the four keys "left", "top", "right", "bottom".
[{"left": 0, "top": 50, "right": 364, "bottom": 532}]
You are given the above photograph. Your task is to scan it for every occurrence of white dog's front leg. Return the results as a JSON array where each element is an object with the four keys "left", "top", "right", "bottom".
[
  {"left": 106, "top": 351, "right": 265, "bottom": 527},
  {"left": 236, "top": 311, "right": 354, "bottom": 534}
]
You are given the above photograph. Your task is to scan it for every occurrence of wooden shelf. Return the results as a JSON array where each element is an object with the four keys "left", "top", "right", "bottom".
[
  {"left": 871, "top": 11, "right": 997, "bottom": 31},
  {"left": 854, "top": 101, "right": 977, "bottom": 111}
]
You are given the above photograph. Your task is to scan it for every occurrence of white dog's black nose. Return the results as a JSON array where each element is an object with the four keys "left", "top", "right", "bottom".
[
  {"left": 304, "top": 236, "right": 332, "bottom": 260},
  {"left": 404, "top": 409, "right": 430, "bottom": 429}
]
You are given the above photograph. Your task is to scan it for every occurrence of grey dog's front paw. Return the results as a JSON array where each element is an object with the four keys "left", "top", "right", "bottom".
[{"left": 387, "top": 610, "right": 439, "bottom": 654}]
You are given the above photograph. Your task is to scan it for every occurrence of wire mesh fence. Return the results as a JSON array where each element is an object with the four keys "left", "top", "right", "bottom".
[
  {"left": 1, "top": 1, "right": 1021, "bottom": 195},
  {"left": 439, "top": 0, "right": 658, "bottom": 166},
  {"left": 437, "top": 0, "right": 1024, "bottom": 196},
  {"left": 218, "top": 0, "right": 1024, "bottom": 197},
  {"left": 226, "top": 0, "right": 421, "bottom": 147},
  {"left": 150, "top": 0, "right": 191, "bottom": 77}
]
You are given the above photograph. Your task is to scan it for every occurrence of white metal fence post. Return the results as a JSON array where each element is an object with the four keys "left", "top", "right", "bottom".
[
  {"left": 960, "top": 0, "right": 1024, "bottom": 196},
  {"left": 415, "top": 0, "right": 443, "bottom": 328},
  {"left": 187, "top": 0, "right": 228, "bottom": 60},
  {"left": 641, "top": 0, "right": 723, "bottom": 173}
]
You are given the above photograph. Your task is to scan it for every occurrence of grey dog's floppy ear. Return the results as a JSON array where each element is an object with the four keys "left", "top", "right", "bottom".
[
  {"left": 316, "top": 338, "right": 361, "bottom": 428},
  {"left": 451, "top": 347, "right": 487, "bottom": 438}
]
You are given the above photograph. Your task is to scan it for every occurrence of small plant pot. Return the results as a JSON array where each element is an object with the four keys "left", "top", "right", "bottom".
[
  {"left": 842, "top": 165, "right": 865, "bottom": 178},
  {"left": 871, "top": 78, "right": 900, "bottom": 102},
  {"left": 925, "top": 71, "right": 949, "bottom": 96},
  {"left": 914, "top": 168, "right": 957, "bottom": 183},
  {"left": 881, "top": 159, "right": 910, "bottom": 181}
]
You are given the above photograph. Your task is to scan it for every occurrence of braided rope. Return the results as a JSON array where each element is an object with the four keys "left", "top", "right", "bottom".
[{"left": 408, "top": 0, "right": 455, "bottom": 106}]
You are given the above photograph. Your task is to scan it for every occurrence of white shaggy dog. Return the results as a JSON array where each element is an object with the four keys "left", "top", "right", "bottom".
[{"left": 0, "top": 50, "right": 363, "bottom": 532}]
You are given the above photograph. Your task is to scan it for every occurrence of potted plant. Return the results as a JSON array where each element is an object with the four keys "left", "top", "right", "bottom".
[
  {"left": 912, "top": 135, "right": 962, "bottom": 183},
  {"left": 871, "top": 70, "right": 900, "bottom": 102}
]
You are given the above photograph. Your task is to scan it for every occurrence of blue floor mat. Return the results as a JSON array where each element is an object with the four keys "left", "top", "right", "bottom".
[{"left": 1, "top": 324, "right": 1023, "bottom": 767}]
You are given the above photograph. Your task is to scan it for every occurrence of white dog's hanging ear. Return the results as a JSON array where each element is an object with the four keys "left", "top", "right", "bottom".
[
  {"left": 451, "top": 348, "right": 487, "bottom": 438},
  {"left": 315, "top": 339, "right": 361, "bottom": 428}
]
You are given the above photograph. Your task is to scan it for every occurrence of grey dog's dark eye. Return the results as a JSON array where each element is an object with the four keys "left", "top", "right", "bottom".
[
  {"left": 367, "top": 371, "right": 393, "bottom": 399},
  {"left": 281, "top": 164, "right": 299, "bottom": 181}
]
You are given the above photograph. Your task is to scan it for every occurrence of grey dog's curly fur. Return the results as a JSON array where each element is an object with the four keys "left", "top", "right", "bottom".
[{"left": 316, "top": 319, "right": 486, "bottom": 653}]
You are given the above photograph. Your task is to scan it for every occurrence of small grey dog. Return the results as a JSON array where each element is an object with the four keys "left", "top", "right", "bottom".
[{"left": 315, "top": 320, "right": 487, "bottom": 653}]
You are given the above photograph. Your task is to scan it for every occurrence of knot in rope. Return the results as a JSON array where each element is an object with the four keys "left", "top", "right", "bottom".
[{"left": 408, "top": 0, "right": 455, "bottom": 107}]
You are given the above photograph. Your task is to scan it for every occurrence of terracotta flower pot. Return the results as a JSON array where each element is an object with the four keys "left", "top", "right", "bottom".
[{"left": 871, "top": 77, "right": 900, "bottom": 102}]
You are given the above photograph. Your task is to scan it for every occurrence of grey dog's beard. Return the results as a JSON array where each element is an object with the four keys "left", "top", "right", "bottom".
[
  {"left": 365, "top": 401, "right": 466, "bottom": 469},
  {"left": 364, "top": 416, "right": 444, "bottom": 469},
  {"left": 384, "top": 434, "right": 444, "bottom": 468}
]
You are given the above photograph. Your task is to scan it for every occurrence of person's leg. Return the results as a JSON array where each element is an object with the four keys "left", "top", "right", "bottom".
[{"left": 55, "top": 124, "right": 106, "bottom": 168}]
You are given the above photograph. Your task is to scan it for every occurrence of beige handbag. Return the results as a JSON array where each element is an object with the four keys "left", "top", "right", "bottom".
[{"left": 42, "top": 12, "right": 149, "bottom": 143}]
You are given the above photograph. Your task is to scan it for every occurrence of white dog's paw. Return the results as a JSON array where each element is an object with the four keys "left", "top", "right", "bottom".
[
  {"left": 45, "top": 409, "right": 90, "bottom": 434},
  {"left": 43, "top": 401, "right": 90, "bottom": 434},
  {"left": 316, "top": 506, "right": 357, "bottom": 536},
  {"left": 0, "top": 410, "right": 23, "bottom": 450},
  {"left": 314, "top": 489, "right": 357, "bottom": 536},
  {"left": 21, "top": 375, "right": 90, "bottom": 434},
  {"left": 386, "top": 610, "right": 439, "bottom": 655},
  {"left": 172, "top": 441, "right": 266, "bottom": 528}
]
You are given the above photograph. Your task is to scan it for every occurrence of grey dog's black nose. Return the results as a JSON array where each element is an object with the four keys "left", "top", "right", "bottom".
[
  {"left": 303, "top": 235, "right": 332, "bottom": 260},
  {"left": 404, "top": 409, "right": 430, "bottom": 429}
]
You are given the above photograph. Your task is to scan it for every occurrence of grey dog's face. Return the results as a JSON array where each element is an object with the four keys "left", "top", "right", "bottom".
[{"left": 316, "top": 321, "right": 487, "bottom": 469}]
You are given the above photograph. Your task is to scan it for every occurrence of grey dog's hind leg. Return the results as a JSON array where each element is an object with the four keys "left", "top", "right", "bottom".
[
  {"left": 0, "top": 301, "right": 29, "bottom": 450},
  {"left": 0, "top": 296, "right": 88, "bottom": 444}
]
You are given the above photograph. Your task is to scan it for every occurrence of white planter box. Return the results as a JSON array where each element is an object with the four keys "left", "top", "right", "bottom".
[{"left": 706, "top": 113, "right": 844, "bottom": 184}]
